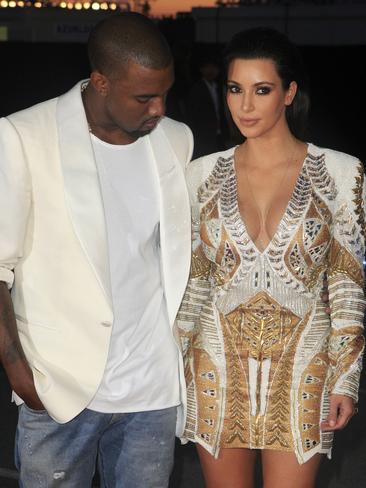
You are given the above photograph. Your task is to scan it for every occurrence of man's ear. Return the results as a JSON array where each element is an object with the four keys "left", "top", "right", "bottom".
[{"left": 90, "top": 71, "right": 108, "bottom": 97}]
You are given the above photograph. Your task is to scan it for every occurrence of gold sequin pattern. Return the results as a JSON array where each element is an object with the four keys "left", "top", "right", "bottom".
[{"left": 352, "top": 162, "right": 366, "bottom": 239}]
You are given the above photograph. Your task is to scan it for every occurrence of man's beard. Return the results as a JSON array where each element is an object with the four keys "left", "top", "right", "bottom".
[{"left": 128, "top": 128, "right": 153, "bottom": 139}]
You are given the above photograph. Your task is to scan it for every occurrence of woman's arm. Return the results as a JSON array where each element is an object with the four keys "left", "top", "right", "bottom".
[
  {"left": 322, "top": 159, "right": 365, "bottom": 431},
  {"left": 176, "top": 201, "right": 212, "bottom": 360}
]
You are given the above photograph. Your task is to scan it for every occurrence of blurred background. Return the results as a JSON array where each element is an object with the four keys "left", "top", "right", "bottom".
[{"left": 0, "top": 1, "right": 366, "bottom": 486}]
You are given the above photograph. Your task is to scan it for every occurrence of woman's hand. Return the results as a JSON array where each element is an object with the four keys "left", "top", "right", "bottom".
[{"left": 321, "top": 394, "right": 357, "bottom": 431}]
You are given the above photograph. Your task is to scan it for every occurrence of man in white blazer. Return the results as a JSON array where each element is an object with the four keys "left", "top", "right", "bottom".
[{"left": 0, "top": 13, "right": 193, "bottom": 487}]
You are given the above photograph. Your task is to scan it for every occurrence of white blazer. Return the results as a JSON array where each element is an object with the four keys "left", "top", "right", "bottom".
[{"left": 0, "top": 81, "right": 193, "bottom": 431}]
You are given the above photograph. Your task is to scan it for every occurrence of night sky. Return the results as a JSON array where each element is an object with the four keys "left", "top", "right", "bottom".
[{"left": 152, "top": 0, "right": 215, "bottom": 17}]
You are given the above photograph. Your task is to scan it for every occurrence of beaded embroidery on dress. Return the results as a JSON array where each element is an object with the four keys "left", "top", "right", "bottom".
[{"left": 177, "top": 143, "right": 365, "bottom": 464}]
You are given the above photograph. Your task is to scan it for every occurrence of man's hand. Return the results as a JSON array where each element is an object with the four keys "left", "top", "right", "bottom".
[
  {"left": 12, "top": 364, "right": 44, "bottom": 411},
  {"left": 321, "top": 394, "right": 356, "bottom": 431},
  {"left": 0, "top": 281, "right": 44, "bottom": 411}
]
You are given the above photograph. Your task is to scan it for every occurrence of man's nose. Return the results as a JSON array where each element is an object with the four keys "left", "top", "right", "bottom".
[{"left": 149, "top": 97, "right": 165, "bottom": 117}]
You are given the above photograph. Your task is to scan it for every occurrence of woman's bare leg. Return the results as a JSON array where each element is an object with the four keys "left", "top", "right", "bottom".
[
  {"left": 261, "top": 450, "right": 323, "bottom": 488},
  {"left": 196, "top": 445, "right": 257, "bottom": 488}
]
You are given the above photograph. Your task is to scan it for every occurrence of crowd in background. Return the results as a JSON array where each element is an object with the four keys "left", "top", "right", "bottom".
[{"left": 166, "top": 45, "right": 233, "bottom": 158}]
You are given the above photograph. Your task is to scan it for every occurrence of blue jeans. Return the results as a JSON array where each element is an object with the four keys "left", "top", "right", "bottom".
[{"left": 15, "top": 404, "right": 177, "bottom": 487}]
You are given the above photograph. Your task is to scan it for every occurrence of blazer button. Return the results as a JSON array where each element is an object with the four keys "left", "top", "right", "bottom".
[{"left": 101, "top": 321, "right": 112, "bottom": 327}]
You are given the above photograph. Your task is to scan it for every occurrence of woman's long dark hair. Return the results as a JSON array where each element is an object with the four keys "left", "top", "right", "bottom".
[{"left": 224, "top": 27, "right": 310, "bottom": 140}]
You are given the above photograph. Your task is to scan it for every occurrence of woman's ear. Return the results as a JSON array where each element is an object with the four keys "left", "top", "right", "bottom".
[{"left": 285, "top": 81, "right": 298, "bottom": 106}]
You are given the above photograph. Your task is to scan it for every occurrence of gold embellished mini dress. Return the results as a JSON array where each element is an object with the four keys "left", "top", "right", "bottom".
[{"left": 176, "top": 143, "right": 365, "bottom": 464}]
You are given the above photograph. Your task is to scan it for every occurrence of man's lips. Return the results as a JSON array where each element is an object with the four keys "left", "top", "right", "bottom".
[{"left": 141, "top": 118, "right": 160, "bottom": 130}]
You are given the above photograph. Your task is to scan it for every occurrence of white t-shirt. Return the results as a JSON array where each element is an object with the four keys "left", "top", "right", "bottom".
[{"left": 88, "top": 133, "right": 180, "bottom": 413}]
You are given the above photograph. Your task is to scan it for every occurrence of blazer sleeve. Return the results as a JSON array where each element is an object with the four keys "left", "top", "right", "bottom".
[
  {"left": 327, "top": 159, "right": 366, "bottom": 402},
  {"left": 0, "top": 117, "right": 32, "bottom": 288}
]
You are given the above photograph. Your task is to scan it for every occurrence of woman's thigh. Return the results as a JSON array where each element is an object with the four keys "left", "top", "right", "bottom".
[
  {"left": 261, "top": 450, "right": 323, "bottom": 488},
  {"left": 196, "top": 445, "right": 257, "bottom": 488}
]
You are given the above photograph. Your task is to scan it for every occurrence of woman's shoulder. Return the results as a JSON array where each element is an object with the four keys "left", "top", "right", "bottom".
[
  {"left": 308, "top": 142, "right": 362, "bottom": 172},
  {"left": 308, "top": 142, "right": 364, "bottom": 201},
  {"left": 186, "top": 146, "right": 236, "bottom": 186},
  {"left": 188, "top": 146, "right": 236, "bottom": 170}
]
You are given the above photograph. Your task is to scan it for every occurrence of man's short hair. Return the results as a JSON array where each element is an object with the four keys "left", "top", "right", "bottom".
[{"left": 87, "top": 12, "right": 172, "bottom": 78}]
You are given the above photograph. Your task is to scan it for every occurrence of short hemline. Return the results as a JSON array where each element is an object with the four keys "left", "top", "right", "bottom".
[{"left": 180, "top": 434, "right": 332, "bottom": 465}]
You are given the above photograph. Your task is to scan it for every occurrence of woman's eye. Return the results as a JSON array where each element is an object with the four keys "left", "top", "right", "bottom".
[
  {"left": 227, "top": 85, "right": 241, "bottom": 94},
  {"left": 257, "top": 86, "right": 271, "bottom": 95}
]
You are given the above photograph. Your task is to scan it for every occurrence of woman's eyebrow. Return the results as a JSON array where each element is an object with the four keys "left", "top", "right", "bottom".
[{"left": 227, "top": 80, "right": 276, "bottom": 86}]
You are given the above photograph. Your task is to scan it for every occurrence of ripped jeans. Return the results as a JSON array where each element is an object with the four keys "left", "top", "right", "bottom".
[{"left": 15, "top": 404, "right": 177, "bottom": 487}]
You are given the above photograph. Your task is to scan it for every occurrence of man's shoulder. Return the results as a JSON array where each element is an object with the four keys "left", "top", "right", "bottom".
[
  {"left": 6, "top": 97, "right": 58, "bottom": 125},
  {"left": 156, "top": 117, "right": 194, "bottom": 164},
  {"left": 159, "top": 116, "right": 191, "bottom": 137},
  {"left": 6, "top": 81, "right": 83, "bottom": 128}
]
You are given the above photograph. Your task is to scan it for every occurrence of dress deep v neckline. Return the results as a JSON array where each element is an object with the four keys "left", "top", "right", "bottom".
[{"left": 231, "top": 147, "right": 310, "bottom": 255}]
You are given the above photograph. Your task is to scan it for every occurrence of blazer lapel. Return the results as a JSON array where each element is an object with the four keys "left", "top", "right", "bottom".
[
  {"left": 149, "top": 124, "right": 191, "bottom": 325},
  {"left": 56, "top": 81, "right": 112, "bottom": 307}
]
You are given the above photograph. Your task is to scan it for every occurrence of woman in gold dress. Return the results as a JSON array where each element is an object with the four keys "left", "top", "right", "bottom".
[{"left": 177, "top": 27, "right": 365, "bottom": 487}]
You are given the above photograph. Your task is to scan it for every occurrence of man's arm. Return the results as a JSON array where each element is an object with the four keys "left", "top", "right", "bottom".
[
  {"left": 0, "top": 281, "right": 43, "bottom": 410},
  {"left": 0, "top": 117, "right": 43, "bottom": 409}
]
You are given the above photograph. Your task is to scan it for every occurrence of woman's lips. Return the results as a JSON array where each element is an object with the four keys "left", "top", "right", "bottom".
[{"left": 239, "top": 118, "right": 260, "bottom": 127}]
